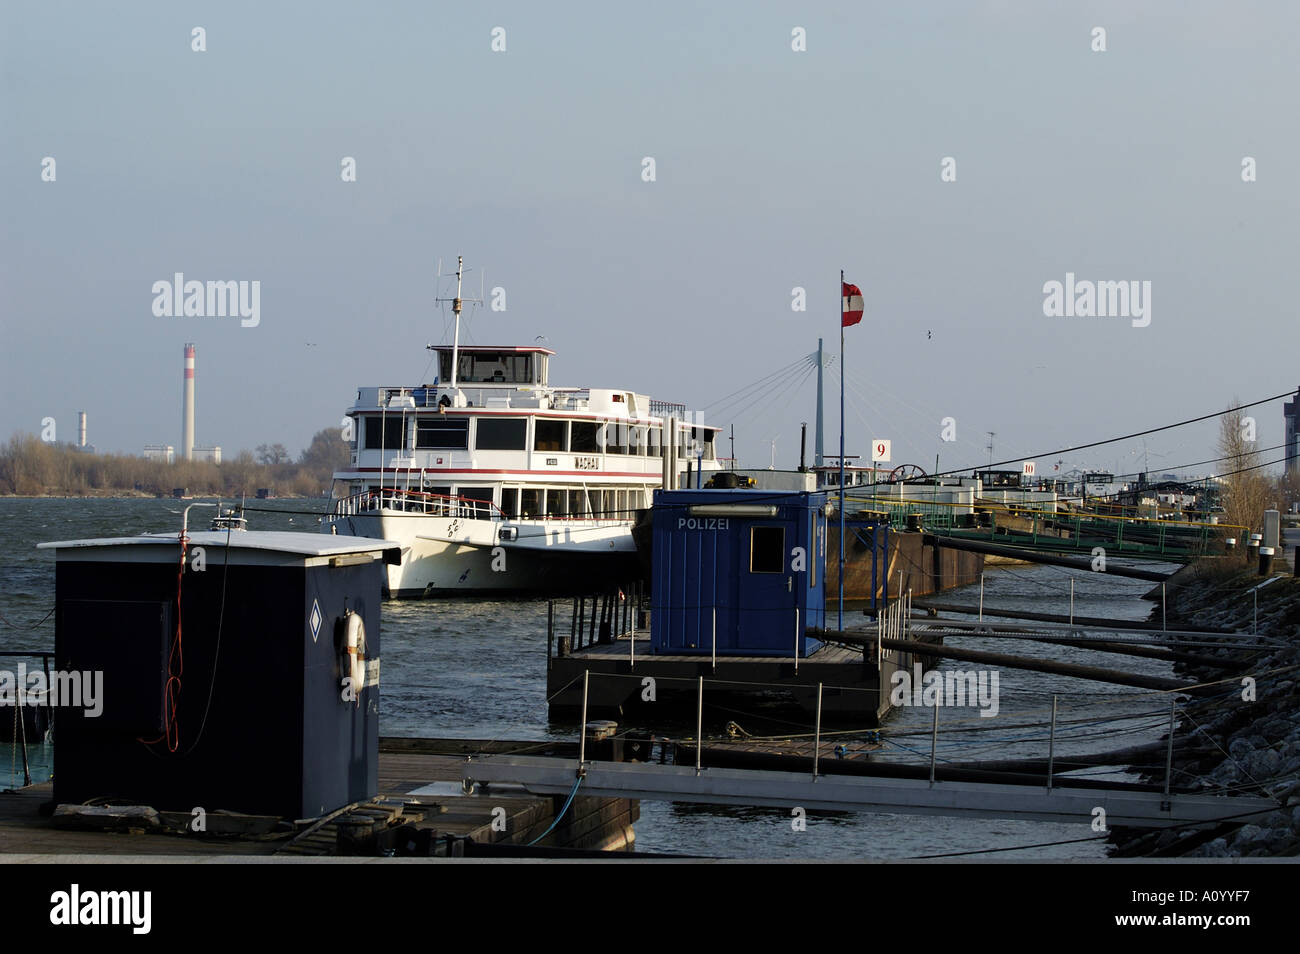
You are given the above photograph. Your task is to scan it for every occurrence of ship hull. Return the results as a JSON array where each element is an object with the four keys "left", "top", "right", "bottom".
[{"left": 329, "top": 509, "right": 639, "bottom": 598}]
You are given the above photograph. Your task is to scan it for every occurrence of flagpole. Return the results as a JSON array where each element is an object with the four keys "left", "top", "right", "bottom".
[{"left": 838, "top": 269, "right": 846, "bottom": 632}]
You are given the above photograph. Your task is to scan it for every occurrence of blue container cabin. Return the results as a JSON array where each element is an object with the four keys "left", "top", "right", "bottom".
[{"left": 651, "top": 489, "right": 827, "bottom": 657}]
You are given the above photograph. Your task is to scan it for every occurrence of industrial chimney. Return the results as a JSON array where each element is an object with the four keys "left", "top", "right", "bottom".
[
  {"left": 182, "top": 344, "right": 196, "bottom": 462},
  {"left": 78, "top": 411, "right": 87, "bottom": 449}
]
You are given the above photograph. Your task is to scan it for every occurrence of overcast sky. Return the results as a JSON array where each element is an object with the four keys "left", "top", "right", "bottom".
[{"left": 3, "top": 1, "right": 1297, "bottom": 479}]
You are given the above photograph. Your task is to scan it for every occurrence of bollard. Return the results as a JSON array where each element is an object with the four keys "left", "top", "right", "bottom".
[
  {"left": 1259, "top": 546, "right": 1274, "bottom": 576},
  {"left": 1247, "top": 534, "right": 1261, "bottom": 565},
  {"left": 1224, "top": 537, "right": 1236, "bottom": 553}
]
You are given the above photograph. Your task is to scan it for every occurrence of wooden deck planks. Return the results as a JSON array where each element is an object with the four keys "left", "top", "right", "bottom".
[{"left": 0, "top": 745, "right": 633, "bottom": 856}]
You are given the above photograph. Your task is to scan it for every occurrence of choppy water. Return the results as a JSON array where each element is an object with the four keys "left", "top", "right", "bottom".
[{"left": 0, "top": 497, "right": 1185, "bottom": 858}]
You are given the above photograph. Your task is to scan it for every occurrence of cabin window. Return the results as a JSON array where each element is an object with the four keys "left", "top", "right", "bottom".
[
  {"left": 546, "top": 489, "right": 565, "bottom": 517},
  {"left": 458, "top": 486, "right": 496, "bottom": 518},
  {"left": 475, "top": 417, "right": 527, "bottom": 450},
  {"left": 501, "top": 488, "right": 520, "bottom": 518},
  {"left": 571, "top": 421, "right": 600, "bottom": 454},
  {"left": 534, "top": 419, "right": 568, "bottom": 452},
  {"left": 415, "top": 417, "right": 469, "bottom": 449},
  {"left": 750, "top": 526, "right": 785, "bottom": 574},
  {"left": 603, "top": 422, "right": 627, "bottom": 455},
  {"left": 520, "top": 488, "right": 542, "bottom": 518},
  {"left": 365, "top": 416, "right": 405, "bottom": 451},
  {"left": 440, "top": 351, "right": 533, "bottom": 384},
  {"left": 628, "top": 425, "right": 646, "bottom": 456},
  {"left": 647, "top": 426, "right": 663, "bottom": 458}
]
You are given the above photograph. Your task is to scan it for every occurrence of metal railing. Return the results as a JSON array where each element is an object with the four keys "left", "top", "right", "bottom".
[
  {"left": 649, "top": 400, "right": 688, "bottom": 419},
  {"left": 1, "top": 651, "right": 56, "bottom": 788},
  {"left": 326, "top": 487, "right": 636, "bottom": 527},
  {"left": 326, "top": 488, "right": 503, "bottom": 521},
  {"left": 549, "top": 584, "right": 646, "bottom": 663}
]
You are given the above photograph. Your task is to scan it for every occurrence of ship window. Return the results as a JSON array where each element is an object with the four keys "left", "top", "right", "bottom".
[
  {"left": 603, "top": 422, "right": 627, "bottom": 455},
  {"left": 501, "top": 488, "right": 520, "bottom": 517},
  {"left": 440, "top": 351, "right": 534, "bottom": 384},
  {"left": 364, "top": 416, "right": 405, "bottom": 451},
  {"left": 475, "top": 417, "right": 527, "bottom": 450},
  {"left": 628, "top": 425, "right": 645, "bottom": 456},
  {"left": 534, "top": 419, "right": 568, "bottom": 452},
  {"left": 571, "top": 421, "right": 600, "bottom": 454},
  {"left": 647, "top": 426, "right": 662, "bottom": 458},
  {"left": 546, "top": 489, "right": 564, "bottom": 517},
  {"left": 520, "top": 488, "right": 541, "bottom": 518},
  {"left": 457, "top": 486, "right": 495, "bottom": 518},
  {"left": 750, "top": 526, "right": 785, "bottom": 574},
  {"left": 415, "top": 417, "right": 469, "bottom": 449}
]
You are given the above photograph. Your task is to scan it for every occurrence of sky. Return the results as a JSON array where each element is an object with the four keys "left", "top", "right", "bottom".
[{"left": 3, "top": 1, "right": 1298, "bottom": 480}]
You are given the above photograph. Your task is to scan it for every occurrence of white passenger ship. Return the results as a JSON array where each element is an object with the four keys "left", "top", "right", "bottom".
[{"left": 322, "top": 259, "right": 722, "bottom": 597}]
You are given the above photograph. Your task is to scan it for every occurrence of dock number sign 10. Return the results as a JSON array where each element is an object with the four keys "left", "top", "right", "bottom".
[{"left": 871, "top": 440, "right": 891, "bottom": 463}]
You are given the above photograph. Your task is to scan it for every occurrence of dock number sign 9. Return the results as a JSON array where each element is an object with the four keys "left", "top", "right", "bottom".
[{"left": 871, "top": 440, "right": 891, "bottom": 463}]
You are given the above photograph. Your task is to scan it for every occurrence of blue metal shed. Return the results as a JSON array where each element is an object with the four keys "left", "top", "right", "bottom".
[{"left": 651, "top": 489, "right": 826, "bottom": 657}]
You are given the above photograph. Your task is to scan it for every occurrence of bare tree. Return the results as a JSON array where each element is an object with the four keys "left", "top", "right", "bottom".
[
  {"left": 1216, "top": 402, "right": 1271, "bottom": 536},
  {"left": 255, "top": 443, "right": 290, "bottom": 466}
]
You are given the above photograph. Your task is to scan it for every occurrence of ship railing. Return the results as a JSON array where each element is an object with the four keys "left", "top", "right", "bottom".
[
  {"left": 327, "top": 488, "right": 504, "bottom": 521},
  {"left": 511, "top": 513, "right": 631, "bottom": 528},
  {"left": 649, "top": 400, "right": 688, "bottom": 419},
  {"left": 370, "top": 386, "right": 443, "bottom": 408},
  {"left": 550, "top": 389, "right": 591, "bottom": 411}
]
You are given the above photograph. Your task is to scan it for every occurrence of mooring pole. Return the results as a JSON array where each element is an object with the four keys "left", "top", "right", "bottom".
[
  {"left": 794, "top": 608, "right": 800, "bottom": 672},
  {"left": 1163, "top": 698, "right": 1176, "bottom": 798},
  {"left": 578, "top": 669, "right": 590, "bottom": 771},
  {"left": 18, "top": 702, "right": 31, "bottom": 787},
  {"left": 547, "top": 600, "right": 554, "bottom": 671},
  {"left": 1070, "top": 579, "right": 1075, "bottom": 626},
  {"left": 813, "top": 682, "right": 823, "bottom": 780},
  {"left": 929, "top": 703, "right": 939, "bottom": 784},
  {"left": 979, "top": 573, "right": 984, "bottom": 621},
  {"left": 1047, "top": 695, "right": 1057, "bottom": 792},
  {"left": 695, "top": 676, "right": 704, "bottom": 774},
  {"left": 1254, "top": 590, "right": 1258, "bottom": 635},
  {"left": 1162, "top": 582, "right": 1167, "bottom": 632}
]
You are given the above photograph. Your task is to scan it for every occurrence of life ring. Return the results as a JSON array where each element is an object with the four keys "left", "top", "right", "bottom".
[{"left": 344, "top": 610, "right": 367, "bottom": 699}]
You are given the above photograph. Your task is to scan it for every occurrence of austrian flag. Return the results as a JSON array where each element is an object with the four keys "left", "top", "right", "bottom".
[{"left": 842, "top": 282, "right": 864, "bottom": 327}]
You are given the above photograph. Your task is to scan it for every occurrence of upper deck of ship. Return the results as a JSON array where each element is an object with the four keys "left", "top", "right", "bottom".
[{"left": 351, "top": 344, "right": 705, "bottom": 426}]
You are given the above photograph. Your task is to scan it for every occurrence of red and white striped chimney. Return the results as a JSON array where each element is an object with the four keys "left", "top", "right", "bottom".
[{"left": 182, "top": 343, "right": 196, "bottom": 461}]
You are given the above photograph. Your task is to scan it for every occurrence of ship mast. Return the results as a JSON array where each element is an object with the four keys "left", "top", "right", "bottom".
[{"left": 449, "top": 255, "right": 464, "bottom": 390}]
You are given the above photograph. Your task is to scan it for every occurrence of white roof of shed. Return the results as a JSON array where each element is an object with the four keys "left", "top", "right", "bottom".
[{"left": 38, "top": 531, "right": 401, "bottom": 564}]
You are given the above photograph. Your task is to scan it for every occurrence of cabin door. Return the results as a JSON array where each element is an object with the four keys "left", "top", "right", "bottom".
[{"left": 736, "top": 523, "right": 798, "bottom": 655}]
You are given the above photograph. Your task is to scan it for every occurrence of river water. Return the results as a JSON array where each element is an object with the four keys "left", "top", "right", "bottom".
[{"left": 0, "top": 497, "right": 1183, "bottom": 859}]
